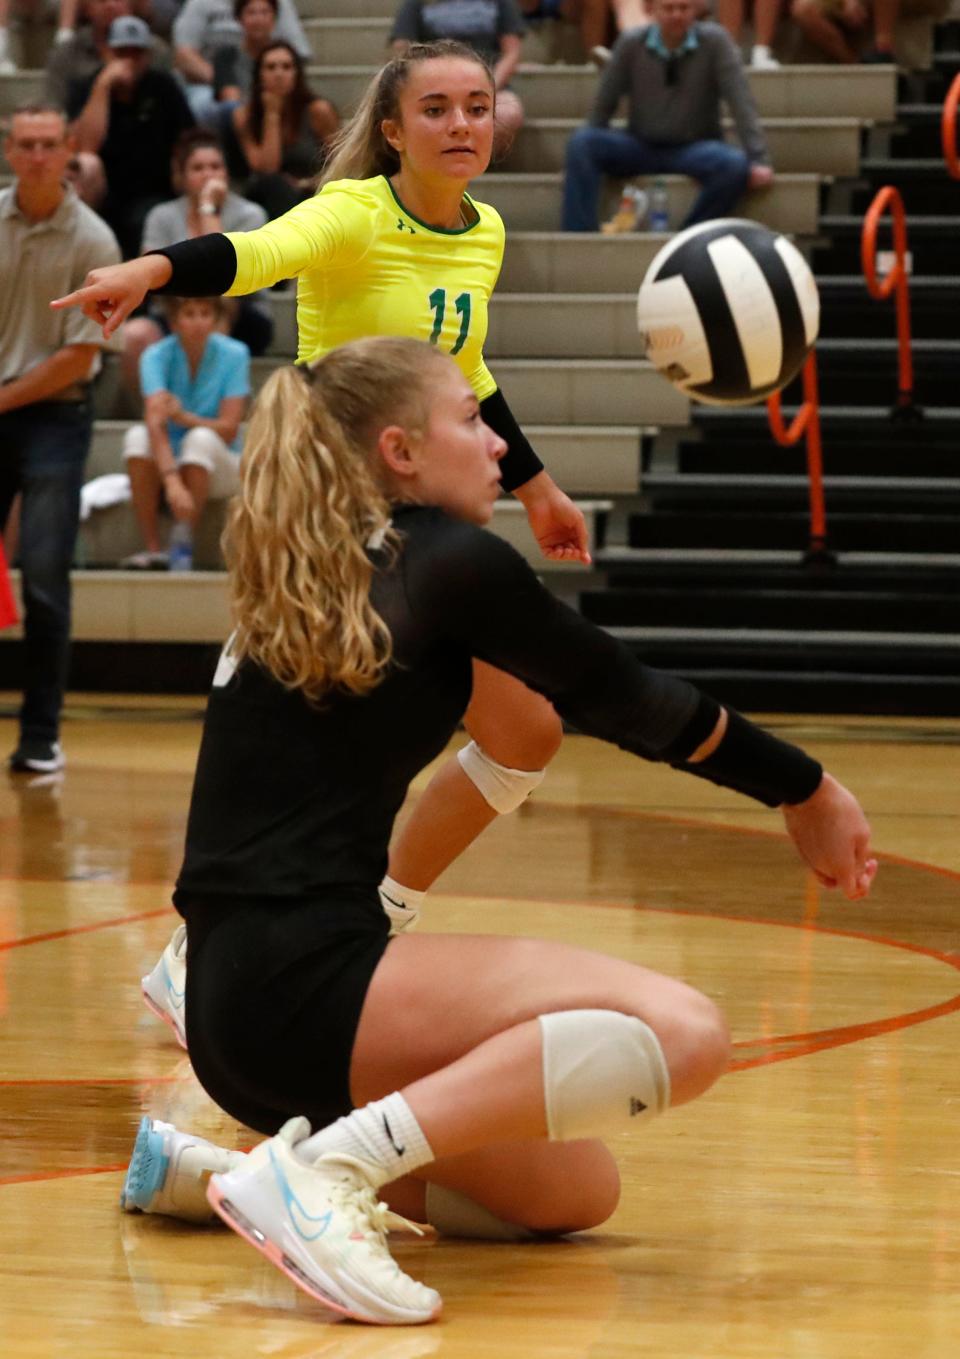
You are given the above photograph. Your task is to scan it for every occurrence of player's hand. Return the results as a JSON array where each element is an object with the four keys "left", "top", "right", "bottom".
[
  {"left": 515, "top": 472, "right": 591, "bottom": 565},
  {"left": 50, "top": 256, "right": 172, "bottom": 341},
  {"left": 782, "top": 772, "right": 878, "bottom": 900}
]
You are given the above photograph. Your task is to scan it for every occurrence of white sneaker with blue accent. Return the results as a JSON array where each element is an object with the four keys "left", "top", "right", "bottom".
[
  {"left": 141, "top": 924, "right": 188, "bottom": 1048},
  {"left": 207, "top": 1117, "right": 442, "bottom": 1325},
  {"left": 121, "top": 1116, "right": 246, "bottom": 1222}
]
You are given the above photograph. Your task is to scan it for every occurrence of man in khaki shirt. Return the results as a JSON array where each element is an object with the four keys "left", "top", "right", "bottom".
[{"left": 0, "top": 103, "right": 119, "bottom": 774}]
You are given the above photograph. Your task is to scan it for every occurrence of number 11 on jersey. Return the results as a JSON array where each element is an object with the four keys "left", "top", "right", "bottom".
[{"left": 428, "top": 288, "right": 472, "bottom": 357}]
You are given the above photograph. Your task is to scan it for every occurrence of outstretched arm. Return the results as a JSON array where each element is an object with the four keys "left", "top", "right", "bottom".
[{"left": 406, "top": 515, "right": 876, "bottom": 899}]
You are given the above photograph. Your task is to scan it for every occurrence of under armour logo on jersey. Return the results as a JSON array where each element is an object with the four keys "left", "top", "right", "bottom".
[
  {"left": 396, "top": 218, "right": 416, "bottom": 234},
  {"left": 630, "top": 1098, "right": 647, "bottom": 1116}
]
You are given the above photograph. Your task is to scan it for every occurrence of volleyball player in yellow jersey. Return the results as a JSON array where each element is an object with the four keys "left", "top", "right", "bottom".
[{"left": 55, "top": 40, "right": 586, "bottom": 928}]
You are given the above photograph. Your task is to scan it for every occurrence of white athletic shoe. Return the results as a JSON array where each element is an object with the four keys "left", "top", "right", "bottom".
[
  {"left": 750, "top": 44, "right": 781, "bottom": 69},
  {"left": 141, "top": 924, "right": 187, "bottom": 1047},
  {"left": 207, "top": 1117, "right": 443, "bottom": 1325},
  {"left": 121, "top": 1116, "right": 246, "bottom": 1222}
]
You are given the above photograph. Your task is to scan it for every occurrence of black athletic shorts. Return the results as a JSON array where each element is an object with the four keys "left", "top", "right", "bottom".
[{"left": 177, "top": 890, "right": 391, "bottom": 1135}]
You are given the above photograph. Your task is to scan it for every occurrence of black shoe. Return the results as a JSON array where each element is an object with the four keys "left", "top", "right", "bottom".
[{"left": 9, "top": 739, "right": 65, "bottom": 773}]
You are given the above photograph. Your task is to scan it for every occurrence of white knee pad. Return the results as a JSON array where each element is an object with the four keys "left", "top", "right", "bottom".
[
  {"left": 539, "top": 1009, "right": 671, "bottom": 1141},
  {"left": 457, "top": 739, "right": 545, "bottom": 814}
]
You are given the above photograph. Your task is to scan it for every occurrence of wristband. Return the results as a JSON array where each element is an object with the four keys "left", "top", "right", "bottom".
[{"left": 674, "top": 708, "right": 823, "bottom": 808}]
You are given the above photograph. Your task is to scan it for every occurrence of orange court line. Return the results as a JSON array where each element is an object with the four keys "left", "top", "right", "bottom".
[
  {"left": 0, "top": 1163, "right": 126, "bottom": 1187},
  {"left": 0, "top": 905, "right": 174, "bottom": 952}
]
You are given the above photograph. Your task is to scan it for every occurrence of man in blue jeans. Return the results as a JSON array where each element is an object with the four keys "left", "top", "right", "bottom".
[
  {"left": 562, "top": 0, "right": 773, "bottom": 232},
  {"left": 0, "top": 104, "right": 119, "bottom": 773}
]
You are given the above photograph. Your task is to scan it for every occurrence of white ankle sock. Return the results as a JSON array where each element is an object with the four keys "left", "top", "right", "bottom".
[
  {"left": 299, "top": 1093, "right": 434, "bottom": 1188},
  {"left": 378, "top": 875, "right": 425, "bottom": 933}
]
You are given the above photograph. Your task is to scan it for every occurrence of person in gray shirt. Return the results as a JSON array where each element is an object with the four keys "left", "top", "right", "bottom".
[
  {"left": 562, "top": 0, "right": 773, "bottom": 231},
  {"left": 0, "top": 105, "right": 120, "bottom": 774}
]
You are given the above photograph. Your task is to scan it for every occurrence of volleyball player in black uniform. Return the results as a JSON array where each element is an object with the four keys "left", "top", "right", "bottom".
[{"left": 114, "top": 336, "right": 876, "bottom": 1325}]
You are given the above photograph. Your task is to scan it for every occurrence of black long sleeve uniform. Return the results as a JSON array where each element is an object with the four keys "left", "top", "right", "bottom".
[{"left": 174, "top": 507, "right": 729, "bottom": 908}]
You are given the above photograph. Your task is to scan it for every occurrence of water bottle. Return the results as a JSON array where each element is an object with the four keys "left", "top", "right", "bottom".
[
  {"left": 649, "top": 178, "right": 670, "bottom": 233},
  {"left": 168, "top": 521, "right": 193, "bottom": 573}
]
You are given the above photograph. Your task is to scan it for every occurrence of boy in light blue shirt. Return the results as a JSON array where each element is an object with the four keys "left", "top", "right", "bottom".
[{"left": 122, "top": 296, "right": 250, "bottom": 567}]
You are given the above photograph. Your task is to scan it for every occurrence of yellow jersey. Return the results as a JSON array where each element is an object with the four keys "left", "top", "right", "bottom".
[{"left": 224, "top": 175, "right": 505, "bottom": 399}]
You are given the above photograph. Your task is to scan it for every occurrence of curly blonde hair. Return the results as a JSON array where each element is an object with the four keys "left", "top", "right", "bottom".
[{"left": 224, "top": 337, "right": 451, "bottom": 703}]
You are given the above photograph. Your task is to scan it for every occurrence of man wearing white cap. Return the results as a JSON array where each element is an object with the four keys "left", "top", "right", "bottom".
[{"left": 67, "top": 15, "right": 194, "bottom": 257}]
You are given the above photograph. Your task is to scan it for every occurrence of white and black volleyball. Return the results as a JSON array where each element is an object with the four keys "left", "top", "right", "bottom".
[{"left": 636, "top": 219, "right": 820, "bottom": 406}]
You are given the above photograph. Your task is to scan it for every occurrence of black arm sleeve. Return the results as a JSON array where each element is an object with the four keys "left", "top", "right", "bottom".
[
  {"left": 146, "top": 235, "right": 239, "bottom": 297},
  {"left": 480, "top": 388, "right": 544, "bottom": 493},
  {"left": 401, "top": 511, "right": 821, "bottom": 805}
]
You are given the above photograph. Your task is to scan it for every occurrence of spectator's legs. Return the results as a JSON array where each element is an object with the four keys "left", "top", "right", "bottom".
[
  {"left": 10, "top": 403, "right": 89, "bottom": 746},
  {"left": 668, "top": 140, "right": 750, "bottom": 226},
  {"left": 611, "top": 0, "right": 652, "bottom": 25},
  {"left": 869, "top": 0, "right": 898, "bottom": 53},
  {"left": 122, "top": 428, "right": 164, "bottom": 554},
  {"left": 493, "top": 89, "right": 524, "bottom": 158},
  {"left": 178, "top": 428, "right": 239, "bottom": 517},
  {"left": 574, "top": 0, "right": 616, "bottom": 50},
  {"left": 716, "top": 0, "right": 745, "bottom": 39},
  {"left": 183, "top": 83, "right": 220, "bottom": 127},
  {"left": 789, "top": 0, "right": 859, "bottom": 60},
  {"left": 562, "top": 126, "right": 658, "bottom": 231},
  {"left": 754, "top": 0, "right": 782, "bottom": 49}
]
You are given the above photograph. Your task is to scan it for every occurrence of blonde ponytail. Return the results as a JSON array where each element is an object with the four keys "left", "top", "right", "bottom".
[{"left": 225, "top": 337, "right": 451, "bottom": 703}]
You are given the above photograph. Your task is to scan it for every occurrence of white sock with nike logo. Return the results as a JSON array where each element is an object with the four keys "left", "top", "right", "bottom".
[{"left": 298, "top": 1092, "right": 434, "bottom": 1188}]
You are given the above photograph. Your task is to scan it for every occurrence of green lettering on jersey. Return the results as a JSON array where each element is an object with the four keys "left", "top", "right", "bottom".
[{"left": 427, "top": 289, "right": 472, "bottom": 355}]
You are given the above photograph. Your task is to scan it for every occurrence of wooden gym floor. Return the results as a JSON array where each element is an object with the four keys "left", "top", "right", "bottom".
[{"left": 0, "top": 696, "right": 957, "bottom": 1358}]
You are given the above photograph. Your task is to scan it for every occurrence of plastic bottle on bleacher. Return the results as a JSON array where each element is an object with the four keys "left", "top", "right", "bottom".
[
  {"left": 168, "top": 522, "right": 193, "bottom": 573},
  {"left": 649, "top": 179, "right": 670, "bottom": 233}
]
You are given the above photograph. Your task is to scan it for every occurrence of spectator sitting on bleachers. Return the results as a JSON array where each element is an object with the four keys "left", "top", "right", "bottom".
[
  {"left": 716, "top": 0, "right": 783, "bottom": 67},
  {"left": 119, "top": 129, "right": 272, "bottom": 403},
  {"left": 390, "top": 0, "right": 527, "bottom": 156},
  {"left": 172, "top": 0, "right": 310, "bottom": 125},
  {"left": 121, "top": 296, "right": 249, "bottom": 569},
  {"left": 46, "top": 0, "right": 172, "bottom": 112},
  {"left": 67, "top": 15, "right": 194, "bottom": 258},
  {"left": 562, "top": 0, "right": 773, "bottom": 232},
  {"left": 229, "top": 41, "right": 338, "bottom": 221},
  {"left": 0, "top": 0, "right": 81, "bottom": 75},
  {"left": 790, "top": 0, "right": 947, "bottom": 62},
  {"left": 135, "top": 130, "right": 274, "bottom": 359}
]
